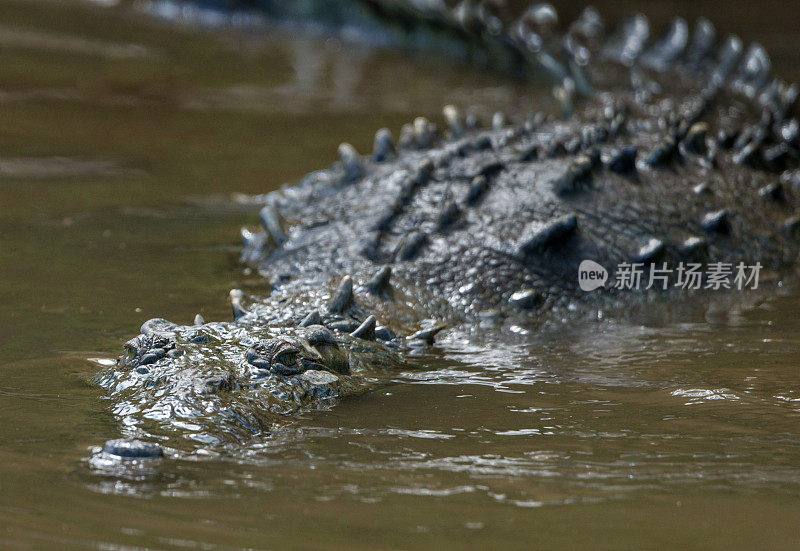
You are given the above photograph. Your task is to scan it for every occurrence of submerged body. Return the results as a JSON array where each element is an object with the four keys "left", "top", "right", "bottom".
[{"left": 98, "top": 3, "right": 799, "bottom": 453}]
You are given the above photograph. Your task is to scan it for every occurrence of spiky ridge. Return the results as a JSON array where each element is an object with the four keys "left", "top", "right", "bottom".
[{"left": 244, "top": 7, "right": 799, "bottom": 326}]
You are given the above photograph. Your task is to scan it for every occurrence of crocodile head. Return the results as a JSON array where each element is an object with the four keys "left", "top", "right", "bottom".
[
  {"left": 101, "top": 314, "right": 402, "bottom": 448},
  {"left": 121, "top": 322, "right": 351, "bottom": 381}
]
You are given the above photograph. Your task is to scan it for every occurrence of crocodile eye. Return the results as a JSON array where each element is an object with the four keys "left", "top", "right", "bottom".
[
  {"left": 275, "top": 350, "right": 298, "bottom": 367},
  {"left": 122, "top": 343, "right": 139, "bottom": 366}
]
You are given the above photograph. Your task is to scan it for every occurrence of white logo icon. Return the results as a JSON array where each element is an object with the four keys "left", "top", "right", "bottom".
[{"left": 578, "top": 260, "right": 608, "bottom": 291}]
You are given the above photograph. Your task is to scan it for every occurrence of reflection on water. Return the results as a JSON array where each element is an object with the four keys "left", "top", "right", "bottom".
[{"left": 1, "top": 0, "right": 800, "bottom": 548}]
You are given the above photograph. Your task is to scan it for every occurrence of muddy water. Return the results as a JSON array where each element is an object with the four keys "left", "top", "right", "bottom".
[{"left": 1, "top": 0, "right": 800, "bottom": 548}]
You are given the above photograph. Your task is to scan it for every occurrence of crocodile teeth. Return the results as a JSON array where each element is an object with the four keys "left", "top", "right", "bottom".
[
  {"left": 350, "top": 315, "right": 377, "bottom": 340},
  {"left": 338, "top": 142, "right": 364, "bottom": 182},
  {"left": 328, "top": 275, "right": 354, "bottom": 314},
  {"left": 365, "top": 265, "right": 392, "bottom": 296}
]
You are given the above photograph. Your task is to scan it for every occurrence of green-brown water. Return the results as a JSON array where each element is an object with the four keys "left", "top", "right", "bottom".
[{"left": 2, "top": 1, "right": 800, "bottom": 548}]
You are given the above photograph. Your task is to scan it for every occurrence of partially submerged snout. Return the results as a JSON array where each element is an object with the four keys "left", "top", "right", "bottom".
[
  {"left": 116, "top": 319, "right": 355, "bottom": 399},
  {"left": 99, "top": 264, "right": 424, "bottom": 452},
  {"left": 97, "top": 315, "right": 399, "bottom": 452}
]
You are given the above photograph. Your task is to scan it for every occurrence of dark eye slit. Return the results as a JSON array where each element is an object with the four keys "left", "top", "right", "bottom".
[{"left": 276, "top": 352, "right": 297, "bottom": 366}]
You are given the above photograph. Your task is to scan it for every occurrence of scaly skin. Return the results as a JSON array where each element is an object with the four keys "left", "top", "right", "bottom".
[{"left": 97, "top": 5, "right": 799, "bottom": 456}]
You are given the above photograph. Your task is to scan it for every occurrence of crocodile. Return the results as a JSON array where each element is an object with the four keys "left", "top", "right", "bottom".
[
  {"left": 136, "top": 0, "right": 592, "bottom": 92},
  {"left": 96, "top": 2, "right": 799, "bottom": 458}
]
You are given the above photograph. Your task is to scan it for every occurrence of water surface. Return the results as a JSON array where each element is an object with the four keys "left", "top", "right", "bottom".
[{"left": 1, "top": 1, "right": 800, "bottom": 548}]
